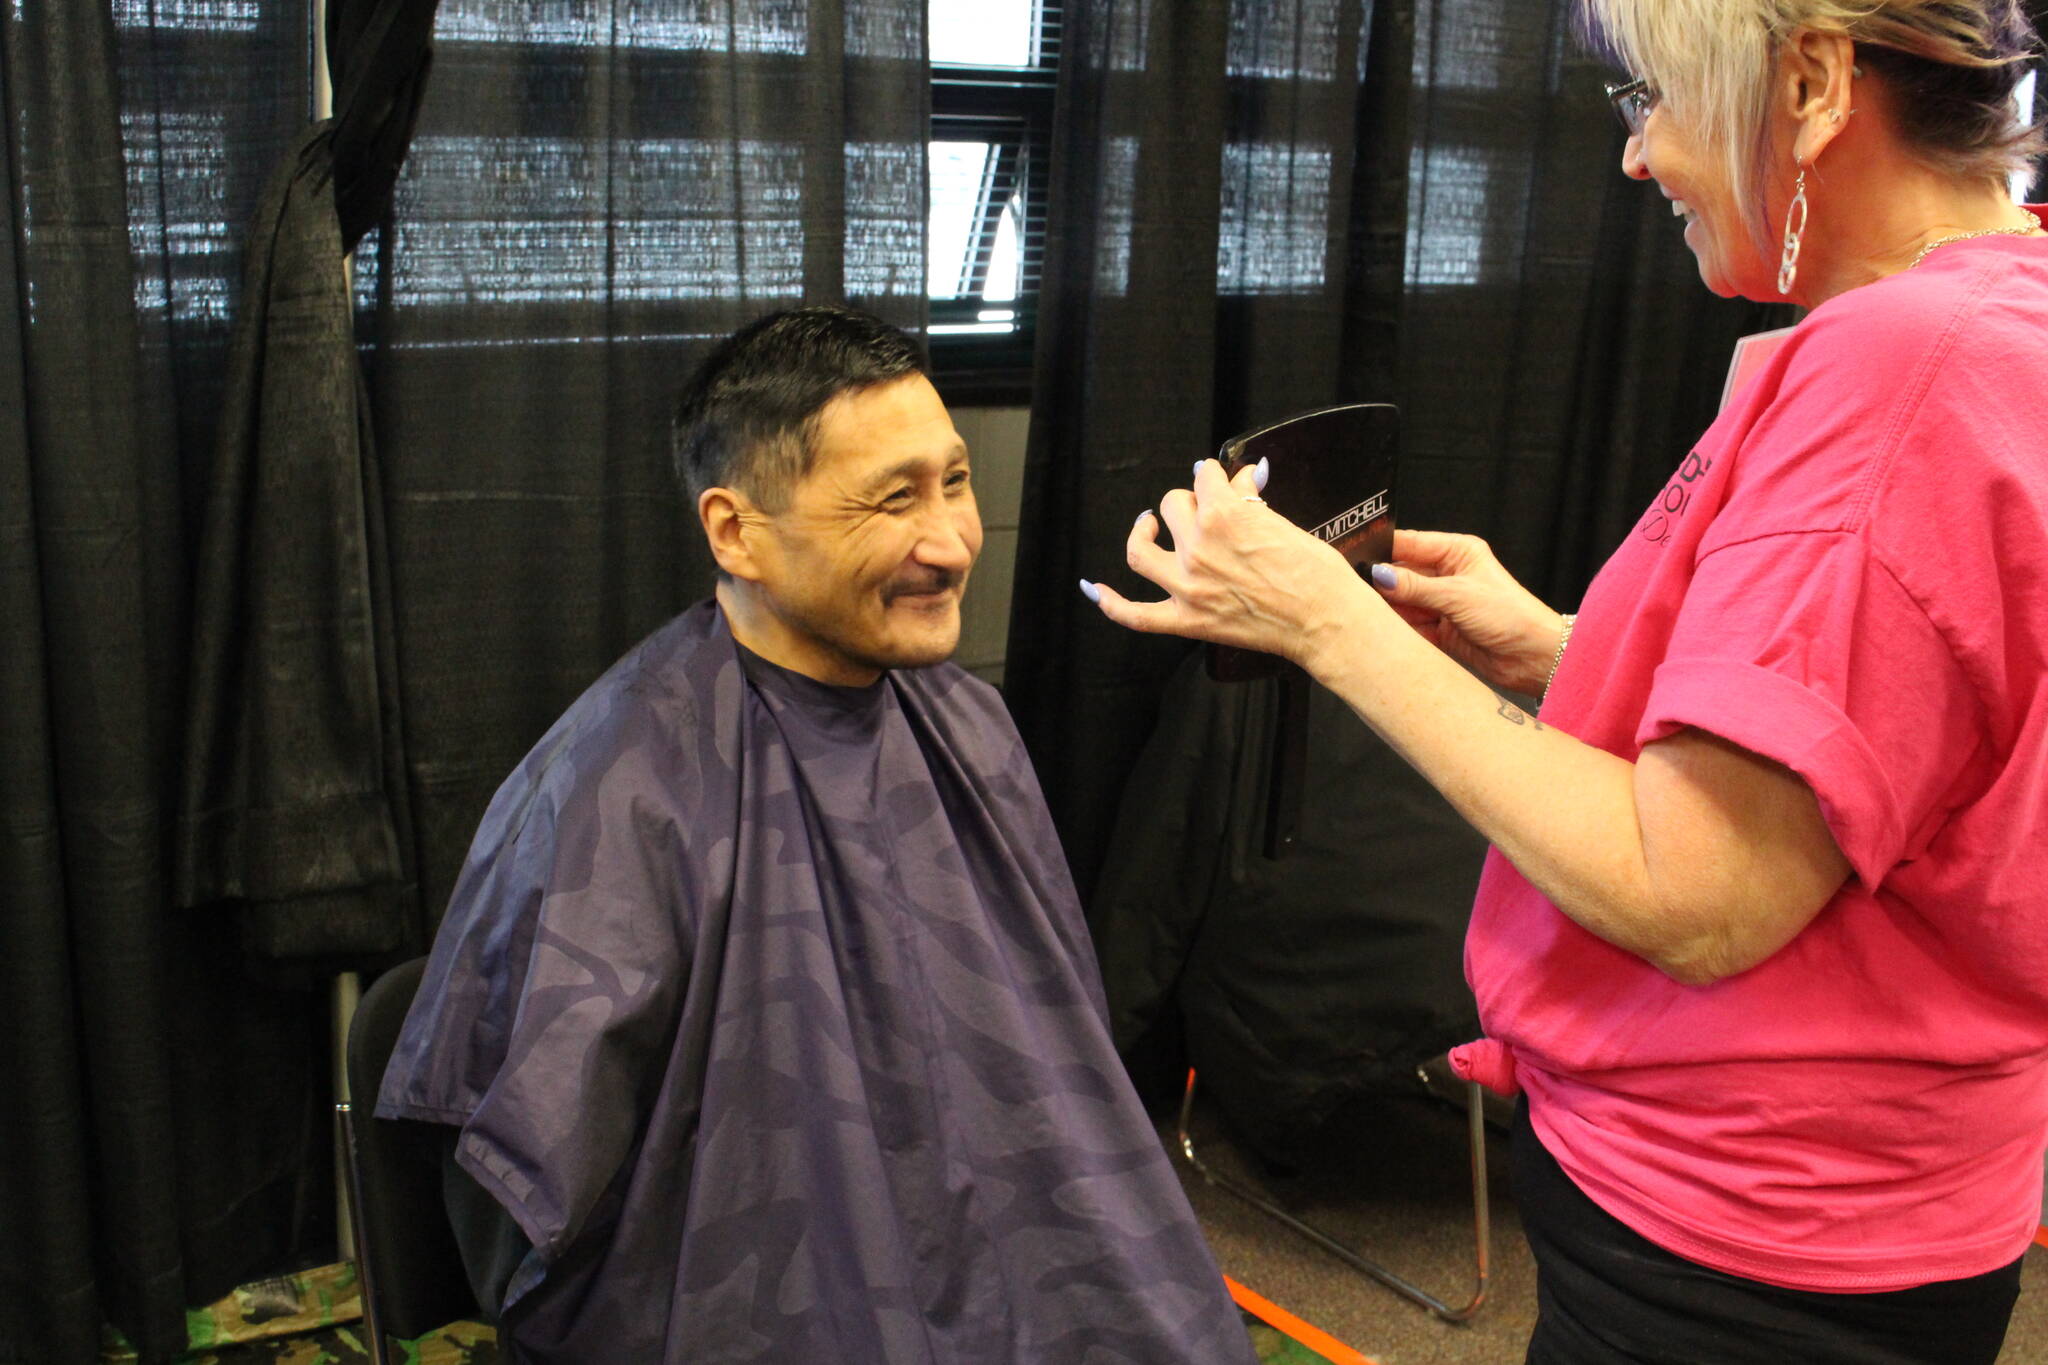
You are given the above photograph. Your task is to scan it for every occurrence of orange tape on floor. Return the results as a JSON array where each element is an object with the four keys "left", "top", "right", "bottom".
[
  {"left": 2034, "top": 1225, "right": 2048, "bottom": 1251},
  {"left": 1225, "top": 1275, "right": 1381, "bottom": 1365}
]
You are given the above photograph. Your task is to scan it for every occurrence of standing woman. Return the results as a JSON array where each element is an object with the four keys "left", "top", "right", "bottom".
[{"left": 1084, "top": 2, "right": 2048, "bottom": 1360}]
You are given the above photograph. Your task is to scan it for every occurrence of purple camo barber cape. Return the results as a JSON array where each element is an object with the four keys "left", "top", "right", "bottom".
[{"left": 377, "top": 601, "right": 1255, "bottom": 1364}]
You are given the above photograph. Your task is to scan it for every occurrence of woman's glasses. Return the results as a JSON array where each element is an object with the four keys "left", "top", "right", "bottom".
[{"left": 1605, "top": 78, "right": 1658, "bottom": 137}]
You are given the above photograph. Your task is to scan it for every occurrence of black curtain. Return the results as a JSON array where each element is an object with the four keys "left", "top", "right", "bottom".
[
  {"left": 1006, "top": 0, "right": 1789, "bottom": 900},
  {"left": 1, "top": 2, "right": 323, "bottom": 1361},
  {"left": 3, "top": 2, "right": 927, "bottom": 1361}
]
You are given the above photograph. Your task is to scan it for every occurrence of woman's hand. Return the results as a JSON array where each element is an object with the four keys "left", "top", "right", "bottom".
[
  {"left": 1371, "top": 530, "right": 1566, "bottom": 697},
  {"left": 1082, "top": 459, "right": 1379, "bottom": 673}
]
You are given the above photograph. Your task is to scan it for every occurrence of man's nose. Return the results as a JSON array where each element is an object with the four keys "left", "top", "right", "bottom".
[
  {"left": 1621, "top": 130, "right": 1649, "bottom": 180},
  {"left": 916, "top": 504, "right": 978, "bottom": 571}
]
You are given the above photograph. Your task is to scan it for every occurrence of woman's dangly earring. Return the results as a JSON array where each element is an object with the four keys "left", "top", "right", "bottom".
[{"left": 1778, "top": 165, "right": 1809, "bottom": 296}]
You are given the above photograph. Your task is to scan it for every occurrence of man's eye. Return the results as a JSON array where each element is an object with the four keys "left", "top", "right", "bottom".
[
  {"left": 882, "top": 487, "right": 914, "bottom": 507},
  {"left": 946, "top": 470, "right": 971, "bottom": 490}
]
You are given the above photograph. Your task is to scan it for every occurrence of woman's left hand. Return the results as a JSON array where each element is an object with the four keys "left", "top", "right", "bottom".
[{"left": 1083, "top": 459, "right": 1378, "bottom": 670}]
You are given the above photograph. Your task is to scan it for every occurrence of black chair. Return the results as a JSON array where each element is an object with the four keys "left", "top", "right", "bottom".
[
  {"left": 1175, "top": 1067, "right": 1491, "bottom": 1321},
  {"left": 336, "top": 957, "right": 482, "bottom": 1365}
]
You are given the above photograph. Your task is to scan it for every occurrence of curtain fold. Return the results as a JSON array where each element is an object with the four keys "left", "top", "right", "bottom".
[
  {"left": 1007, "top": 0, "right": 1789, "bottom": 902},
  {"left": 327, "top": 0, "right": 444, "bottom": 252},
  {"left": 174, "top": 0, "right": 442, "bottom": 964},
  {"left": 2, "top": 2, "right": 327, "bottom": 1361},
  {"left": 0, "top": 9, "right": 165, "bottom": 1355}
]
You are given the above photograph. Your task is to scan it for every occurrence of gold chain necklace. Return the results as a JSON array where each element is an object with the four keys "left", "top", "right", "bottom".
[{"left": 1908, "top": 223, "right": 2047, "bottom": 270}]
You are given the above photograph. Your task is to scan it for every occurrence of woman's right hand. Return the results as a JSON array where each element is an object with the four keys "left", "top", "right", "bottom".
[{"left": 1371, "top": 530, "right": 1567, "bottom": 697}]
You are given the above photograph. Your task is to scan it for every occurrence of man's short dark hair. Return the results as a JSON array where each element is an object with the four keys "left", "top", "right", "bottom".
[{"left": 672, "top": 305, "right": 930, "bottom": 512}]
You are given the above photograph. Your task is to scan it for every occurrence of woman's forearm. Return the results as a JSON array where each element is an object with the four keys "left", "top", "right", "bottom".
[{"left": 1300, "top": 583, "right": 1843, "bottom": 984}]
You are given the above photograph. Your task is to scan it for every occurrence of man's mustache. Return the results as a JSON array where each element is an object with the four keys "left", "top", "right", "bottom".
[{"left": 884, "top": 570, "right": 965, "bottom": 603}]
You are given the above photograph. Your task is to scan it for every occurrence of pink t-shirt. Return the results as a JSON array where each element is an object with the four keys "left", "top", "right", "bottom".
[{"left": 1455, "top": 212, "right": 2048, "bottom": 1293}]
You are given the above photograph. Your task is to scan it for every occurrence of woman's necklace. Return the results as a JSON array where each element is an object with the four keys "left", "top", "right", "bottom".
[{"left": 1908, "top": 222, "right": 2046, "bottom": 270}]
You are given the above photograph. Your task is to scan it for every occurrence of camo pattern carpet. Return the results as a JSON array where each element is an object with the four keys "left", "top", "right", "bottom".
[
  {"left": 98, "top": 1264, "right": 496, "bottom": 1365},
  {"left": 100, "top": 1263, "right": 1328, "bottom": 1364}
]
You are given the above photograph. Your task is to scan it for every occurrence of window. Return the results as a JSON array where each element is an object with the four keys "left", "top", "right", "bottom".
[
  {"left": 928, "top": 0, "right": 1060, "bottom": 397},
  {"left": 327, "top": 1, "right": 930, "bottom": 352},
  {"left": 2016, "top": 70, "right": 2040, "bottom": 205},
  {"left": 114, "top": 0, "right": 308, "bottom": 331}
]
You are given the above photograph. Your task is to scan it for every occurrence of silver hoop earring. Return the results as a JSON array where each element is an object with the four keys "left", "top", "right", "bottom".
[{"left": 1778, "top": 166, "right": 1809, "bottom": 296}]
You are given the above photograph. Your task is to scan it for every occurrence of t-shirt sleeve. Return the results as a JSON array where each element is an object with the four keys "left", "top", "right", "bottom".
[{"left": 1635, "top": 529, "right": 1982, "bottom": 889}]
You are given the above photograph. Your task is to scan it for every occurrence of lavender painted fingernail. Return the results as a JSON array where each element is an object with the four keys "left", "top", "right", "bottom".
[
  {"left": 1193, "top": 460, "right": 1207, "bottom": 480},
  {"left": 1079, "top": 578, "right": 1103, "bottom": 604},
  {"left": 1135, "top": 509, "right": 1155, "bottom": 526},
  {"left": 1370, "top": 563, "right": 1398, "bottom": 590},
  {"left": 1253, "top": 456, "right": 1270, "bottom": 492}
]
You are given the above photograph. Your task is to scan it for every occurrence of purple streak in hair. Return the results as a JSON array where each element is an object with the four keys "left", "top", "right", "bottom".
[
  {"left": 1571, "top": 2, "right": 1623, "bottom": 70},
  {"left": 1984, "top": 0, "right": 2044, "bottom": 63}
]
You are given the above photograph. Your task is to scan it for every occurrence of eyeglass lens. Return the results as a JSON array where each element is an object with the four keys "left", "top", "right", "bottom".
[{"left": 1608, "top": 81, "right": 1652, "bottom": 136}]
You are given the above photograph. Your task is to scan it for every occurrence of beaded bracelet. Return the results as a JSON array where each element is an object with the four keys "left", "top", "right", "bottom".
[{"left": 1542, "top": 614, "right": 1575, "bottom": 700}]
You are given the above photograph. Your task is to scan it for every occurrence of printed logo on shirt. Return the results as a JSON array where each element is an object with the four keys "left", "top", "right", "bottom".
[{"left": 1637, "top": 449, "right": 1714, "bottom": 546}]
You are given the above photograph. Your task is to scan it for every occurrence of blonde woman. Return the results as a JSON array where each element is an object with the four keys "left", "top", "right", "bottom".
[{"left": 1084, "top": 2, "right": 2048, "bottom": 1359}]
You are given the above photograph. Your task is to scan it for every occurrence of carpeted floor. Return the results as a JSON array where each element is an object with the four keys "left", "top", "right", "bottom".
[
  {"left": 114, "top": 1312, "right": 1332, "bottom": 1364},
  {"left": 1171, "top": 1085, "right": 2048, "bottom": 1365},
  {"left": 113, "top": 1096, "right": 2048, "bottom": 1364},
  {"left": 107, "top": 1244, "right": 1322, "bottom": 1363},
  {"left": 132, "top": 1312, "right": 1339, "bottom": 1364}
]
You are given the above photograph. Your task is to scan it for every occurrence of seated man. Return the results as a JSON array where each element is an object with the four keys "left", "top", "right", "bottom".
[{"left": 376, "top": 306, "right": 1256, "bottom": 1364}]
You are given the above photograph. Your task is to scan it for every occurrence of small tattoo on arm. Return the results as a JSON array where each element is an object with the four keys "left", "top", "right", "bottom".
[{"left": 1496, "top": 697, "right": 1544, "bottom": 730}]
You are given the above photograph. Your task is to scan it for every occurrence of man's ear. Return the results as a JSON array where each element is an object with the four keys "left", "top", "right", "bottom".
[{"left": 699, "top": 486, "right": 766, "bottom": 581}]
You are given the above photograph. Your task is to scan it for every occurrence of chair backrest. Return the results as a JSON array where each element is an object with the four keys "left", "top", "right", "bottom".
[{"left": 340, "top": 957, "right": 480, "bottom": 1356}]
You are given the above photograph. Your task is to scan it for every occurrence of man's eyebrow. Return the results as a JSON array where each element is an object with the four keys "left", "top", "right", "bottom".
[{"left": 857, "top": 445, "right": 969, "bottom": 496}]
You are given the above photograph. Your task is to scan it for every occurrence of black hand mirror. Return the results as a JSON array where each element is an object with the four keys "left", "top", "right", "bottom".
[{"left": 1205, "top": 402, "right": 1399, "bottom": 856}]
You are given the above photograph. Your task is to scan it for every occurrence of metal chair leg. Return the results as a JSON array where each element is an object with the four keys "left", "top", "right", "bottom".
[
  {"left": 336, "top": 1101, "right": 398, "bottom": 1365},
  {"left": 1176, "top": 1068, "right": 1490, "bottom": 1323}
]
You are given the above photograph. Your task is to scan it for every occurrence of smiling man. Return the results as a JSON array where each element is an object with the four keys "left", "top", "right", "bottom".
[
  {"left": 694, "top": 326, "right": 981, "bottom": 685},
  {"left": 377, "top": 307, "right": 1255, "bottom": 1365}
]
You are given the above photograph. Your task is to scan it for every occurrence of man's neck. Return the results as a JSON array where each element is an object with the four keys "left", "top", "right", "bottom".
[{"left": 713, "top": 580, "right": 883, "bottom": 687}]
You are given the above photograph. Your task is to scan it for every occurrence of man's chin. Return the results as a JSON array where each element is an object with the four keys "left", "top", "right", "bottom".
[
  {"left": 884, "top": 629, "right": 961, "bottom": 671},
  {"left": 866, "top": 612, "right": 961, "bottom": 672}
]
